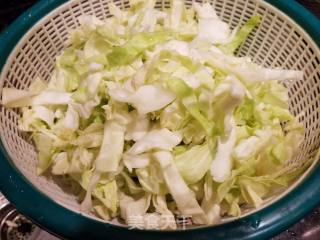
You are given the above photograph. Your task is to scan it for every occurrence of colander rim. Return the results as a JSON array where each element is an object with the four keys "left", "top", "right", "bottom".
[{"left": 0, "top": 0, "right": 319, "bottom": 239}]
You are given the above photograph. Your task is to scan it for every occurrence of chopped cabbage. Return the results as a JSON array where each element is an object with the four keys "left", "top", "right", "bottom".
[{"left": 2, "top": 0, "right": 309, "bottom": 229}]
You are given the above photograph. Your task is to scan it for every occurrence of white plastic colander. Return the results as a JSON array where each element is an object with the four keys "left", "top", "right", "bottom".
[{"left": 0, "top": 0, "right": 319, "bottom": 239}]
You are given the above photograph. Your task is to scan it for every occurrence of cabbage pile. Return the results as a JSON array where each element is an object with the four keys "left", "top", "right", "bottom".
[{"left": 2, "top": 0, "right": 306, "bottom": 229}]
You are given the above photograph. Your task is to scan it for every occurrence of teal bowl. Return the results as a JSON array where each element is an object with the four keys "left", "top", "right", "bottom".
[{"left": 0, "top": 0, "right": 319, "bottom": 239}]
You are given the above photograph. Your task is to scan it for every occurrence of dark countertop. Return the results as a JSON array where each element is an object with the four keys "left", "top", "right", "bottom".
[{"left": 0, "top": 0, "right": 319, "bottom": 239}]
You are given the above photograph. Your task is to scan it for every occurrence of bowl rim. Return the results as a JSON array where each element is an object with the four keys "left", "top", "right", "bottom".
[{"left": 0, "top": 0, "right": 319, "bottom": 239}]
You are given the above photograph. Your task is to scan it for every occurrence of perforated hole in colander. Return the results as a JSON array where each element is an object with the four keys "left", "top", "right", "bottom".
[{"left": 0, "top": 0, "right": 319, "bottom": 228}]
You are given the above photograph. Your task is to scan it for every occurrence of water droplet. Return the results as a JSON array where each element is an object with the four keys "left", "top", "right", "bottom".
[
  {"left": 286, "top": 229, "right": 297, "bottom": 237},
  {"left": 251, "top": 219, "right": 261, "bottom": 229}
]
